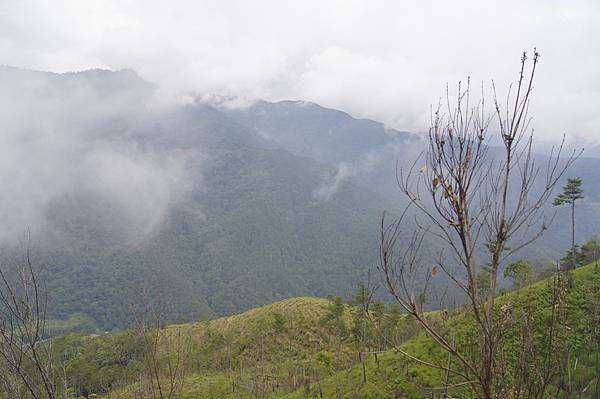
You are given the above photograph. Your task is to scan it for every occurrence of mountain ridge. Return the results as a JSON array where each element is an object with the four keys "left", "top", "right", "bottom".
[{"left": 0, "top": 67, "right": 598, "bottom": 331}]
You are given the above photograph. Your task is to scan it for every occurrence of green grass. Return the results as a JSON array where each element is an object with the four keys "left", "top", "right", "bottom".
[
  {"left": 59, "top": 262, "right": 600, "bottom": 398},
  {"left": 62, "top": 297, "right": 361, "bottom": 398},
  {"left": 279, "top": 262, "right": 600, "bottom": 399}
]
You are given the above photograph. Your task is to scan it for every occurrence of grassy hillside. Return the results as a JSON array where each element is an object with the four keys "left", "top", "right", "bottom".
[
  {"left": 280, "top": 262, "right": 600, "bottom": 399},
  {"left": 48, "top": 261, "right": 599, "bottom": 398},
  {"left": 54, "top": 297, "right": 361, "bottom": 398}
]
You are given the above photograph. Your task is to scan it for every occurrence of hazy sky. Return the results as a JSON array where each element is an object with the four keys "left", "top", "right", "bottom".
[{"left": 1, "top": 0, "right": 599, "bottom": 143}]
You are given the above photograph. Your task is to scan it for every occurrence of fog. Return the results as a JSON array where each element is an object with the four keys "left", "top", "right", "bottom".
[
  {"left": 0, "top": 68, "right": 193, "bottom": 244},
  {"left": 1, "top": 0, "right": 598, "bottom": 145},
  {"left": 0, "top": 0, "right": 599, "bottom": 242}
]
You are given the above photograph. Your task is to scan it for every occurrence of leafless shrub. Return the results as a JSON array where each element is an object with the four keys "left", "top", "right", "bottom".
[
  {"left": 0, "top": 237, "right": 57, "bottom": 399},
  {"left": 378, "top": 50, "right": 580, "bottom": 399}
]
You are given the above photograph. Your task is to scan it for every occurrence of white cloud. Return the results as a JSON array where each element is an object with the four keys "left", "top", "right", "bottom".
[
  {"left": 1, "top": 0, "right": 599, "bottom": 143},
  {"left": 313, "top": 162, "right": 351, "bottom": 202},
  {"left": 0, "top": 68, "right": 195, "bottom": 244}
]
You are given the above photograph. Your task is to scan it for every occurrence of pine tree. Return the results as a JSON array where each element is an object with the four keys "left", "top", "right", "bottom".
[{"left": 553, "top": 177, "right": 584, "bottom": 270}]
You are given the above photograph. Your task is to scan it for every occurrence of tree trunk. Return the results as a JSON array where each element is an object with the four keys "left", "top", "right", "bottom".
[{"left": 571, "top": 200, "right": 576, "bottom": 270}]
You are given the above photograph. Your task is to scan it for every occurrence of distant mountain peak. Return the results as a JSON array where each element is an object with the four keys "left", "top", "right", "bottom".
[
  {"left": 198, "top": 93, "right": 257, "bottom": 109},
  {"left": 0, "top": 65, "right": 155, "bottom": 102},
  {"left": 0, "top": 65, "right": 145, "bottom": 81}
]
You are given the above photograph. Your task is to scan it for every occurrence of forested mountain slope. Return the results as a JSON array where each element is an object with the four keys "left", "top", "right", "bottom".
[
  {"left": 0, "top": 67, "right": 396, "bottom": 329},
  {"left": 1, "top": 66, "right": 598, "bottom": 330},
  {"left": 216, "top": 97, "right": 600, "bottom": 261}
]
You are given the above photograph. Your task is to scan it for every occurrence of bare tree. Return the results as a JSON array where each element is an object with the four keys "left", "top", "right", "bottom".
[
  {"left": 378, "top": 50, "right": 579, "bottom": 399},
  {"left": 0, "top": 239, "right": 57, "bottom": 399}
]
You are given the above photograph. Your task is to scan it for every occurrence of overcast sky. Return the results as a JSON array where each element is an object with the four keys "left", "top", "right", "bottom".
[{"left": 1, "top": 0, "right": 598, "bottom": 143}]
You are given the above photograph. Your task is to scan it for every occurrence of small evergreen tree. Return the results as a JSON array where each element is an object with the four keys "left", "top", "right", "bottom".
[
  {"left": 349, "top": 283, "right": 370, "bottom": 349},
  {"left": 504, "top": 260, "right": 533, "bottom": 290},
  {"left": 560, "top": 245, "right": 582, "bottom": 270},
  {"left": 321, "top": 296, "right": 347, "bottom": 353},
  {"left": 553, "top": 177, "right": 584, "bottom": 270}
]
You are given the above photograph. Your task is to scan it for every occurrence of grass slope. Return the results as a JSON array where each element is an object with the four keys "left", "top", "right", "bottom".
[
  {"left": 58, "top": 262, "right": 600, "bottom": 398},
  {"left": 59, "top": 297, "right": 360, "bottom": 398},
  {"left": 281, "top": 262, "right": 600, "bottom": 399}
]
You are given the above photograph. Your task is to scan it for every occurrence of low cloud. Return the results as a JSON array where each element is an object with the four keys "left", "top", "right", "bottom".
[
  {"left": 0, "top": 68, "right": 194, "bottom": 244},
  {"left": 313, "top": 162, "right": 352, "bottom": 202},
  {"left": 312, "top": 135, "right": 428, "bottom": 202},
  {"left": 1, "top": 1, "right": 598, "bottom": 144}
]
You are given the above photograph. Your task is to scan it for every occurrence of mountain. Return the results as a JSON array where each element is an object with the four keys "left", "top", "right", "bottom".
[
  {"left": 0, "top": 67, "right": 598, "bottom": 331},
  {"left": 213, "top": 97, "right": 422, "bottom": 200},
  {"left": 213, "top": 96, "right": 600, "bottom": 261},
  {"left": 214, "top": 98, "right": 412, "bottom": 164},
  {"left": 0, "top": 67, "right": 402, "bottom": 329}
]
